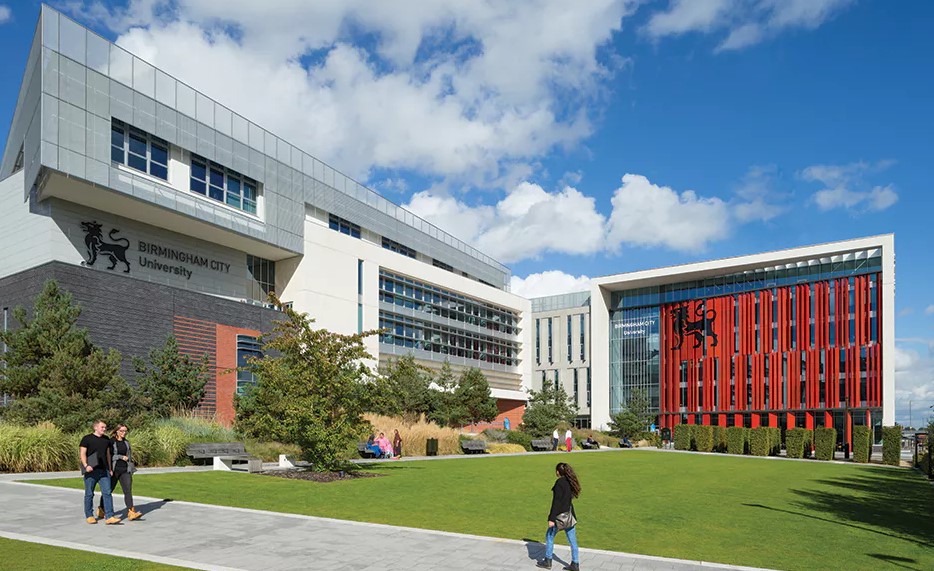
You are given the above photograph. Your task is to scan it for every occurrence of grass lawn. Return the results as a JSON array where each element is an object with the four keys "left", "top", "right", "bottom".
[
  {"left": 35, "top": 451, "right": 934, "bottom": 571},
  {"left": 0, "top": 537, "right": 192, "bottom": 570}
]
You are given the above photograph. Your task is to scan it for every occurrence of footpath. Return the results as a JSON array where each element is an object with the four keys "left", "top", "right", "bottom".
[{"left": 0, "top": 463, "right": 774, "bottom": 571}]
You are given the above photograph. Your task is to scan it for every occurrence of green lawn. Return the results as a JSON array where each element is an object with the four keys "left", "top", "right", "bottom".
[
  {"left": 35, "top": 451, "right": 934, "bottom": 571},
  {"left": 0, "top": 537, "right": 192, "bottom": 570}
]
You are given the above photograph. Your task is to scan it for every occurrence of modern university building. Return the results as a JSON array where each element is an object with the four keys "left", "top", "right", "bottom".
[
  {"left": 1, "top": 8, "right": 895, "bottom": 446},
  {"left": 0, "top": 7, "right": 531, "bottom": 426},
  {"left": 531, "top": 235, "right": 895, "bottom": 448}
]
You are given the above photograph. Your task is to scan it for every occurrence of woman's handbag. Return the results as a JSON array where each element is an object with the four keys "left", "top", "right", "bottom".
[{"left": 555, "top": 510, "right": 577, "bottom": 531}]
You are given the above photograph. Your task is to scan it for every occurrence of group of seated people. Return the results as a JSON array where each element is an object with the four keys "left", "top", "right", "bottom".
[{"left": 366, "top": 432, "right": 396, "bottom": 459}]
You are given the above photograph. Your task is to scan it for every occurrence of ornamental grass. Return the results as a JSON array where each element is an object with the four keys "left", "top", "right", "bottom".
[{"left": 364, "top": 413, "right": 462, "bottom": 456}]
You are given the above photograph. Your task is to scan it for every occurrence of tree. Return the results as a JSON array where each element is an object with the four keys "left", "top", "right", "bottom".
[
  {"left": 234, "top": 297, "right": 379, "bottom": 471},
  {"left": 133, "top": 335, "right": 209, "bottom": 418},
  {"left": 371, "top": 355, "right": 435, "bottom": 423},
  {"left": 426, "top": 360, "right": 461, "bottom": 427},
  {"left": 451, "top": 368, "right": 498, "bottom": 426},
  {"left": 520, "top": 383, "right": 578, "bottom": 437},
  {"left": 608, "top": 388, "right": 653, "bottom": 438},
  {"left": 0, "top": 280, "right": 133, "bottom": 431}
]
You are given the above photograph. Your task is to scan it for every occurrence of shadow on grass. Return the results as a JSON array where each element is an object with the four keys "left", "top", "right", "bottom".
[{"left": 868, "top": 553, "right": 922, "bottom": 570}]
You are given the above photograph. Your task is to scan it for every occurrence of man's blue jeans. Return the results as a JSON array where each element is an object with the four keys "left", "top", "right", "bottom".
[
  {"left": 544, "top": 524, "right": 579, "bottom": 564},
  {"left": 84, "top": 468, "right": 114, "bottom": 518}
]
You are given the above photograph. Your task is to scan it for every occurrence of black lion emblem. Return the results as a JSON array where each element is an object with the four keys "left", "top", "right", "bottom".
[
  {"left": 670, "top": 303, "right": 718, "bottom": 350},
  {"left": 81, "top": 221, "right": 130, "bottom": 273}
]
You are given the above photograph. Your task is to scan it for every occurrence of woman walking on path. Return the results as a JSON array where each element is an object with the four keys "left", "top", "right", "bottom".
[
  {"left": 564, "top": 428, "right": 573, "bottom": 452},
  {"left": 392, "top": 429, "right": 403, "bottom": 458},
  {"left": 536, "top": 462, "right": 581, "bottom": 571},
  {"left": 98, "top": 424, "right": 141, "bottom": 521}
]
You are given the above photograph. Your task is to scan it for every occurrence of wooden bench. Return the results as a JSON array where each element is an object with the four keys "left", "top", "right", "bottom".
[
  {"left": 357, "top": 442, "right": 380, "bottom": 459},
  {"left": 186, "top": 442, "right": 262, "bottom": 473},
  {"left": 460, "top": 440, "right": 488, "bottom": 454},
  {"left": 530, "top": 439, "right": 552, "bottom": 451}
]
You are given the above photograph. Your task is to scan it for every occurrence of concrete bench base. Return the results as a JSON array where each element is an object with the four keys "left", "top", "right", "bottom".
[{"left": 213, "top": 456, "right": 263, "bottom": 473}]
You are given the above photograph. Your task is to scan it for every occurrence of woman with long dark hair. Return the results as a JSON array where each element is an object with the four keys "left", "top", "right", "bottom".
[{"left": 536, "top": 462, "right": 581, "bottom": 570}]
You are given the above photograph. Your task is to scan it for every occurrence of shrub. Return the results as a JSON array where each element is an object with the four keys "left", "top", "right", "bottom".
[
  {"left": 770, "top": 427, "right": 781, "bottom": 456},
  {"left": 157, "top": 414, "right": 236, "bottom": 442},
  {"left": 364, "top": 413, "right": 462, "bottom": 456},
  {"left": 814, "top": 427, "right": 836, "bottom": 461},
  {"left": 505, "top": 430, "right": 533, "bottom": 451},
  {"left": 694, "top": 425, "right": 714, "bottom": 452},
  {"left": 882, "top": 426, "right": 901, "bottom": 466},
  {"left": 673, "top": 424, "right": 693, "bottom": 450},
  {"left": 132, "top": 423, "right": 189, "bottom": 466},
  {"left": 749, "top": 428, "right": 771, "bottom": 456},
  {"left": 852, "top": 425, "right": 871, "bottom": 463},
  {"left": 786, "top": 428, "right": 812, "bottom": 459},
  {"left": 0, "top": 422, "right": 74, "bottom": 472},
  {"left": 636, "top": 431, "right": 661, "bottom": 448},
  {"left": 726, "top": 427, "right": 746, "bottom": 455},
  {"left": 482, "top": 428, "right": 508, "bottom": 443},
  {"left": 487, "top": 443, "right": 526, "bottom": 454},
  {"left": 244, "top": 440, "right": 302, "bottom": 462},
  {"left": 712, "top": 426, "right": 727, "bottom": 453}
]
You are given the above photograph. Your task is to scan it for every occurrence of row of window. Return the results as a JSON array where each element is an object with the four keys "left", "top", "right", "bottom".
[
  {"left": 378, "top": 311, "right": 519, "bottom": 367},
  {"left": 535, "top": 314, "right": 587, "bottom": 364},
  {"left": 328, "top": 213, "right": 361, "bottom": 238},
  {"left": 539, "top": 367, "right": 592, "bottom": 408},
  {"left": 382, "top": 237, "right": 417, "bottom": 258},
  {"left": 112, "top": 120, "right": 260, "bottom": 216}
]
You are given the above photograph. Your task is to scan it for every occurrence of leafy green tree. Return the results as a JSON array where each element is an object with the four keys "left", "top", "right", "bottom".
[
  {"left": 234, "top": 297, "right": 379, "bottom": 471},
  {"left": 608, "top": 388, "right": 654, "bottom": 438},
  {"left": 370, "top": 354, "right": 436, "bottom": 423},
  {"left": 520, "top": 383, "right": 578, "bottom": 437},
  {"left": 451, "top": 367, "right": 498, "bottom": 426},
  {"left": 133, "top": 335, "right": 209, "bottom": 418},
  {"left": 426, "top": 360, "right": 461, "bottom": 426},
  {"left": 0, "top": 280, "right": 133, "bottom": 431}
]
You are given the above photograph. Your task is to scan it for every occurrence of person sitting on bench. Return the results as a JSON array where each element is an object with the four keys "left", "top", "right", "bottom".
[
  {"left": 374, "top": 432, "right": 394, "bottom": 459},
  {"left": 585, "top": 435, "right": 599, "bottom": 448},
  {"left": 366, "top": 434, "right": 382, "bottom": 457}
]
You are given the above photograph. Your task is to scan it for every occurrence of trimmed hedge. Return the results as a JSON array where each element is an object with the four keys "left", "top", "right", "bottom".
[
  {"left": 769, "top": 427, "right": 781, "bottom": 456},
  {"left": 852, "top": 425, "right": 871, "bottom": 463},
  {"left": 786, "top": 428, "right": 812, "bottom": 459},
  {"left": 814, "top": 427, "right": 836, "bottom": 461},
  {"left": 749, "top": 428, "right": 771, "bottom": 456},
  {"left": 726, "top": 426, "right": 746, "bottom": 455},
  {"left": 712, "top": 426, "right": 728, "bottom": 453},
  {"left": 674, "top": 424, "right": 694, "bottom": 450},
  {"left": 694, "top": 425, "right": 714, "bottom": 452},
  {"left": 882, "top": 426, "right": 901, "bottom": 466}
]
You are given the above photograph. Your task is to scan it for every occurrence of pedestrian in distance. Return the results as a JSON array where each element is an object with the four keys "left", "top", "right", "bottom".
[
  {"left": 565, "top": 428, "right": 573, "bottom": 452},
  {"left": 79, "top": 420, "right": 120, "bottom": 524},
  {"left": 536, "top": 462, "right": 581, "bottom": 570},
  {"left": 392, "top": 429, "right": 403, "bottom": 459},
  {"left": 98, "top": 424, "right": 141, "bottom": 521},
  {"left": 552, "top": 428, "right": 559, "bottom": 451}
]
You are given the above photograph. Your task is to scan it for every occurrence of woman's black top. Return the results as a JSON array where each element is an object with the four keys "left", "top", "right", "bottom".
[
  {"left": 113, "top": 439, "right": 129, "bottom": 471},
  {"left": 548, "top": 476, "right": 575, "bottom": 522}
]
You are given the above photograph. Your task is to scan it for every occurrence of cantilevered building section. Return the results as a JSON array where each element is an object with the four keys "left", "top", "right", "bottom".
[
  {"left": 0, "top": 6, "right": 530, "bottom": 426},
  {"left": 589, "top": 235, "right": 895, "bottom": 447}
]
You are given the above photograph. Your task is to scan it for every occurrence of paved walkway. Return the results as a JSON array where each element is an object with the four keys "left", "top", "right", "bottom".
[{"left": 0, "top": 476, "right": 773, "bottom": 571}]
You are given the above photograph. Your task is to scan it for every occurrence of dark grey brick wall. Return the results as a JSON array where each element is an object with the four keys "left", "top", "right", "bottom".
[{"left": 0, "top": 261, "right": 280, "bottom": 383}]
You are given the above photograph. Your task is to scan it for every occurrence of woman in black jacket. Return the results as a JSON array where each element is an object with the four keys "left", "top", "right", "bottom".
[
  {"left": 98, "top": 424, "right": 141, "bottom": 521},
  {"left": 537, "top": 462, "right": 581, "bottom": 570}
]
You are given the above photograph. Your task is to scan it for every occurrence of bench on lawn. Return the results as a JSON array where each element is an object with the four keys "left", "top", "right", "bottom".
[
  {"left": 460, "top": 440, "right": 487, "bottom": 454},
  {"left": 186, "top": 442, "right": 262, "bottom": 473},
  {"left": 357, "top": 442, "right": 382, "bottom": 459},
  {"left": 530, "top": 439, "right": 553, "bottom": 451},
  {"left": 580, "top": 440, "right": 600, "bottom": 450}
]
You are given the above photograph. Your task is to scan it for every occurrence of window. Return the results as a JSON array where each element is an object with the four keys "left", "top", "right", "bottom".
[
  {"left": 535, "top": 319, "right": 541, "bottom": 364},
  {"left": 190, "top": 155, "right": 258, "bottom": 214},
  {"left": 111, "top": 119, "right": 168, "bottom": 180},
  {"left": 547, "top": 318, "right": 553, "bottom": 363},
  {"left": 573, "top": 368, "right": 579, "bottom": 406},
  {"left": 579, "top": 314, "right": 586, "bottom": 361},
  {"left": 247, "top": 255, "right": 275, "bottom": 302},
  {"left": 12, "top": 145, "right": 24, "bottom": 173},
  {"left": 586, "top": 367, "right": 591, "bottom": 407},
  {"left": 567, "top": 315, "right": 572, "bottom": 362},
  {"left": 382, "top": 237, "right": 417, "bottom": 258},
  {"left": 328, "top": 214, "right": 361, "bottom": 238},
  {"left": 432, "top": 259, "right": 454, "bottom": 272},
  {"left": 357, "top": 259, "right": 364, "bottom": 295},
  {"left": 236, "top": 335, "right": 263, "bottom": 396}
]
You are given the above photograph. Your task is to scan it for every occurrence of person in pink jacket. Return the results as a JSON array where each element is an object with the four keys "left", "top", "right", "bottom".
[{"left": 374, "top": 432, "right": 393, "bottom": 459}]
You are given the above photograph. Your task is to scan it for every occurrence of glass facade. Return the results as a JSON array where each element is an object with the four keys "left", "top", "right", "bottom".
[
  {"left": 236, "top": 335, "right": 262, "bottom": 395},
  {"left": 609, "top": 306, "right": 660, "bottom": 415},
  {"left": 246, "top": 254, "right": 275, "bottom": 302}
]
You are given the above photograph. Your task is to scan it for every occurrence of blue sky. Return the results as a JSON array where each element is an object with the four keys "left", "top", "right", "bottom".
[{"left": 0, "top": 1, "right": 931, "bottom": 425}]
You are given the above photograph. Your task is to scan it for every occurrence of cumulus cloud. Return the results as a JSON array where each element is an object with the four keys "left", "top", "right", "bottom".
[
  {"left": 644, "top": 0, "right": 854, "bottom": 52},
  {"left": 926, "top": 305, "right": 934, "bottom": 315},
  {"left": 510, "top": 271, "right": 592, "bottom": 299},
  {"left": 73, "top": 0, "right": 638, "bottom": 183},
  {"left": 802, "top": 161, "right": 899, "bottom": 212},
  {"left": 0, "top": 5, "right": 11, "bottom": 25},
  {"left": 606, "top": 174, "right": 731, "bottom": 252},
  {"left": 894, "top": 340, "right": 934, "bottom": 426},
  {"left": 731, "top": 165, "right": 786, "bottom": 222}
]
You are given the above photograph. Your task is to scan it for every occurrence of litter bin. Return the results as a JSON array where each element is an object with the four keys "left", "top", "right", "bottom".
[{"left": 426, "top": 438, "right": 439, "bottom": 457}]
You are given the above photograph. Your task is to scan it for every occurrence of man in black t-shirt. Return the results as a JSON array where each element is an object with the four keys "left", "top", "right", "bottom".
[{"left": 79, "top": 420, "right": 119, "bottom": 524}]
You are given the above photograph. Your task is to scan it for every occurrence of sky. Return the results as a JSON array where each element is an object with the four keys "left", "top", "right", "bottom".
[{"left": 0, "top": 0, "right": 931, "bottom": 427}]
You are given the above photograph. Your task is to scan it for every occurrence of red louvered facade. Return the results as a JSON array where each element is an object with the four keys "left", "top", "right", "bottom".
[{"left": 658, "top": 273, "right": 883, "bottom": 449}]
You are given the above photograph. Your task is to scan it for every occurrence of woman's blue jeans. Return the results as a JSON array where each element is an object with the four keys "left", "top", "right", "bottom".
[
  {"left": 544, "top": 524, "right": 579, "bottom": 563},
  {"left": 84, "top": 468, "right": 114, "bottom": 518}
]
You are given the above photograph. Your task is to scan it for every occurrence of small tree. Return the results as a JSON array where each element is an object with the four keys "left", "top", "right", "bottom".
[
  {"left": 0, "top": 280, "right": 132, "bottom": 431},
  {"left": 371, "top": 355, "right": 436, "bottom": 424},
  {"left": 427, "top": 360, "right": 461, "bottom": 427},
  {"left": 235, "top": 297, "right": 379, "bottom": 471},
  {"left": 133, "top": 335, "right": 209, "bottom": 418},
  {"left": 608, "top": 388, "right": 654, "bottom": 438},
  {"left": 521, "top": 383, "right": 578, "bottom": 437},
  {"left": 452, "top": 368, "right": 498, "bottom": 426}
]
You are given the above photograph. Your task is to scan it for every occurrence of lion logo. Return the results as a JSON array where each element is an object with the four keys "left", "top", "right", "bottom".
[
  {"left": 81, "top": 221, "right": 131, "bottom": 273},
  {"left": 670, "top": 303, "right": 718, "bottom": 350}
]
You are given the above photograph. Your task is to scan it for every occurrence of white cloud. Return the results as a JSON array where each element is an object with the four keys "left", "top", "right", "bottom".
[
  {"left": 644, "top": 0, "right": 854, "bottom": 52},
  {"left": 731, "top": 165, "right": 785, "bottom": 222},
  {"left": 925, "top": 305, "right": 934, "bottom": 315},
  {"left": 802, "top": 161, "right": 899, "bottom": 212},
  {"left": 74, "top": 0, "right": 638, "bottom": 183},
  {"left": 606, "top": 174, "right": 731, "bottom": 252},
  {"left": 510, "top": 271, "right": 592, "bottom": 299},
  {"left": 894, "top": 340, "right": 934, "bottom": 426},
  {"left": 0, "top": 5, "right": 11, "bottom": 25},
  {"left": 898, "top": 307, "right": 914, "bottom": 318}
]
